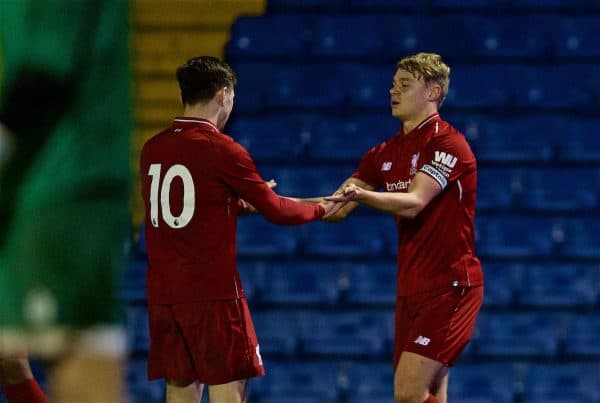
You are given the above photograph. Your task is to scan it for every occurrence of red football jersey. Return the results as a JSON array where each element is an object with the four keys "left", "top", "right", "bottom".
[
  {"left": 140, "top": 118, "right": 324, "bottom": 304},
  {"left": 353, "top": 114, "right": 483, "bottom": 295}
]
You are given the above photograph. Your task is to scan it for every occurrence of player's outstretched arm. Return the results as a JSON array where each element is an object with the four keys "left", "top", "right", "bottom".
[{"left": 326, "top": 172, "right": 441, "bottom": 218}]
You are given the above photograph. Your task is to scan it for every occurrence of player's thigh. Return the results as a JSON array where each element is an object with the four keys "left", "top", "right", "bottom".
[
  {"left": 208, "top": 380, "right": 247, "bottom": 403},
  {"left": 394, "top": 351, "right": 443, "bottom": 402},
  {"left": 166, "top": 381, "right": 203, "bottom": 403}
]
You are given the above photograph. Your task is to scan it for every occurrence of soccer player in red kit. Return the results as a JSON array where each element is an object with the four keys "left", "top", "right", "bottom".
[
  {"left": 325, "top": 53, "right": 484, "bottom": 403},
  {"left": 140, "top": 56, "right": 329, "bottom": 403}
]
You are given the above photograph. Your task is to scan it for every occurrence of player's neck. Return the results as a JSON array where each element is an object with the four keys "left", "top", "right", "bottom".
[
  {"left": 182, "top": 104, "right": 219, "bottom": 128},
  {"left": 402, "top": 107, "right": 439, "bottom": 134}
]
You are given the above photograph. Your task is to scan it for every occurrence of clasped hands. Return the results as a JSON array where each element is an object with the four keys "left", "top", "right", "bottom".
[{"left": 319, "top": 183, "right": 365, "bottom": 221}]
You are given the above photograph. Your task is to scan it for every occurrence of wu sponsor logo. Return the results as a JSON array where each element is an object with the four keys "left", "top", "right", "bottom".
[
  {"left": 414, "top": 335, "right": 431, "bottom": 346},
  {"left": 434, "top": 151, "right": 457, "bottom": 168},
  {"left": 381, "top": 161, "right": 392, "bottom": 171}
]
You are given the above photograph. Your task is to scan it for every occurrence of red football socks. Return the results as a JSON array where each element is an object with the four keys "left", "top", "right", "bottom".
[
  {"left": 424, "top": 394, "right": 439, "bottom": 403},
  {"left": 2, "top": 378, "right": 48, "bottom": 403}
]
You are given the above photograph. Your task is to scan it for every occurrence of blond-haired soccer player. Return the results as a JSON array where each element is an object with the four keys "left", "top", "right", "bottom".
[{"left": 325, "top": 53, "right": 484, "bottom": 403}]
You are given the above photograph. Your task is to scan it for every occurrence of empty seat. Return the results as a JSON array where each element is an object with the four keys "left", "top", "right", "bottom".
[
  {"left": 475, "top": 216, "right": 555, "bottom": 259},
  {"left": 237, "top": 215, "right": 300, "bottom": 257},
  {"left": 120, "top": 258, "right": 147, "bottom": 302},
  {"left": 474, "top": 313, "right": 561, "bottom": 358},
  {"left": 519, "top": 264, "right": 598, "bottom": 309},
  {"left": 430, "top": 0, "right": 509, "bottom": 10},
  {"left": 477, "top": 168, "right": 524, "bottom": 211},
  {"left": 559, "top": 118, "right": 600, "bottom": 162},
  {"left": 125, "top": 304, "right": 150, "bottom": 354},
  {"left": 310, "top": 16, "right": 385, "bottom": 59},
  {"left": 523, "top": 363, "right": 600, "bottom": 403},
  {"left": 267, "top": 0, "right": 346, "bottom": 13},
  {"left": 226, "top": 16, "right": 309, "bottom": 61},
  {"left": 261, "top": 362, "right": 342, "bottom": 402},
  {"left": 259, "top": 165, "right": 352, "bottom": 198},
  {"left": 347, "top": 263, "right": 397, "bottom": 306},
  {"left": 346, "top": 65, "right": 396, "bottom": 110},
  {"left": 445, "top": 65, "right": 516, "bottom": 109},
  {"left": 310, "top": 115, "right": 399, "bottom": 161},
  {"left": 519, "top": 168, "right": 599, "bottom": 212},
  {"left": 299, "top": 312, "right": 388, "bottom": 358},
  {"left": 303, "top": 217, "right": 389, "bottom": 258},
  {"left": 346, "top": 362, "right": 395, "bottom": 402},
  {"left": 447, "top": 363, "right": 516, "bottom": 403},
  {"left": 512, "top": 0, "right": 588, "bottom": 11},
  {"left": 514, "top": 65, "right": 592, "bottom": 110},
  {"left": 560, "top": 218, "right": 600, "bottom": 259},
  {"left": 462, "top": 16, "right": 556, "bottom": 60},
  {"left": 232, "top": 62, "right": 279, "bottom": 113},
  {"left": 348, "top": 0, "right": 422, "bottom": 11},
  {"left": 555, "top": 17, "right": 600, "bottom": 58},
  {"left": 251, "top": 310, "right": 303, "bottom": 357},
  {"left": 227, "top": 115, "right": 308, "bottom": 161},
  {"left": 481, "top": 263, "right": 524, "bottom": 308},
  {"left": 126, "top": 357, "right": 165, "bottom": 403},
  {"left": 562, "top": 315, "right": 600, "bottom": 358}
]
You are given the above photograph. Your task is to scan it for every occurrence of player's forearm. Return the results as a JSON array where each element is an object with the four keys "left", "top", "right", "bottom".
[
  {"left": 358, "top": 190, "right": 423, "bottom": 218},
  {"left": 282, "top": 196, "right": 324, "bottom": 204}
]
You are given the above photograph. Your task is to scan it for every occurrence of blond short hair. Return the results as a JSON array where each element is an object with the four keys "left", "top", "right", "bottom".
[{"left": 396, "top": 52, "right": 451, "bottom": 107}]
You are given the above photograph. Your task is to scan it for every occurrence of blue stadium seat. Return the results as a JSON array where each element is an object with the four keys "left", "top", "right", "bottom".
[
  {"left": 346, "top": 362, "right": 395, "bottom": 403},
  {"left": 299, "top": 312, "right": 387, "bottom": 358},
  {"left": 226, "top": 16, "right": 309, "bottom": 61},
  {"left": 555, "top": 17, "right": 600, "bottom": 58},
  {"left": 267, "top": 0, "right": 346, "bottom": 13},
  {"left": 430, "top": 0, "right": 509, "bottom": 10},
  {"left": 120, "top": 258, "right": 147, "bottom": 302},
  {"left": 447, "top": 363, "right": 515, "bottom": 403},
  {"left": 347, "top": 263, "right": 397, "bottom": 306},
  {"left": 348, "top": 0, "right": 422, "bottom": 11},
  {"left": 523, "top": 364, "right": 600, "bottom": 403},
  {"left": 559, "top": 118, "right": 600, "bottom": 162},
  {"left": 346, "top": 65, "right": 396, "bottom": 110},
  {"left": 310, "top": 16, "right": 385, "bottom": 59},
  {"left": 310, "top": 115, "right": 398, "bottom": 161},
  {"left": 251, "top": 310, "right": 302, "bottom": 357},
  {"left": 512, "top": 0, "right": 589, "bottom": 11},
  {"left": 518, "top": 264, "right": 598, "bottom": 309},
  {"left": 267, "top": 64, "right": 349, "bottom": 110},
  {"left": 475, "top": 217, "right": 555, "bottom": 259},
  {"left": 474, "top": 313, "right": 561, "bottom": 359},
  {"left": 126, "top": 357, "right": 165, "bottom": 403},
  {"left": 237, "top": 215, "right": 300, "bottom": 257},
  {"left": 125, "top": 304, "right": 150, "bottom": 354},
  {"left": 384, "top": 16, "right": 471, "bottom": 61},
  {"left": 477, "top": 167, "right": 524, "bottom": 211},
  {"left": 562, "top": 315, "right": 600, "bottom": 358},
  {"left": 227, "top": 115, "right": 308, "bottom": 161},
  {"left": 258, "top": 165, "right": 352, "bottom": 198},
  {"left": 232, "top": 63, "right": 279, "bottom": 113},
  {"left": 256, "top": 262, "right": 343, "bottom": 306},
  {"left": 481, "top": 263, "right": 523, "bottom": 308},
  {"left": 445, "top": 65, "right": 515, "bottom": 108},
  {"left": 519, "top": 168, "right": 599, "bottom": 212},
  {"left": 303, "top": 217, "right": 389, "bottom": 258},
  {"left": 260, "top": 362, "right": 342, "bottom": 403},
  {"left": 560, "top": 218, "right": 600, "bottom": 260},
  {"left": 514, "top": 65, "right": 592, "bottom": 110},
  {"left": 462, "top": 16, "right": 556, "bottom": 60}
]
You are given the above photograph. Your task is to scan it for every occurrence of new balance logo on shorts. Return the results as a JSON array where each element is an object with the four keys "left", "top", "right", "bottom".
[{"left": 414, "top": 335, "right": 431, "bottom": 346}]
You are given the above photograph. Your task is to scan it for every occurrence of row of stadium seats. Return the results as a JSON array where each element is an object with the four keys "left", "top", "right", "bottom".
[
  {"left": 126, "top": 358, "right": 600, "bottom": 403},
  {"left": 229, "top": 114, "right": 600, "bottom": 164},
  {"left": 124, "top": 304, "right": 600, "bottom": 362},
  {"left": 227, "top": 15, "right": 600, "bottom": 62},
  {"left": 230, "top": 63, "right": 600, "bottom": 113},
  {"left": 122, "top": 257, "right": 600, "bottom": 310},
  {"left": 267, "top": 0, "right": 600, "bottom": 14}
]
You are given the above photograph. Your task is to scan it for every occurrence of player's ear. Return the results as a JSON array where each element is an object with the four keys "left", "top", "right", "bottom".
[
  {"left": 215, "top": 87, "right": 226, "bottom": 106},
  {"left": 427, "top": 83, "right": 442, "bottom": 103}
]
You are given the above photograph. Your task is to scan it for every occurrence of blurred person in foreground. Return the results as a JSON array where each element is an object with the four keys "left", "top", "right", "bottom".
[
  {"left": 140, "top": 56, "right": 330, "bottom": 403},
  {"left": 0, "top": 0, "right": 131, "bottom": 401},
  {"left": 324, "top": 53, "right": 484, "bottom": 403}
]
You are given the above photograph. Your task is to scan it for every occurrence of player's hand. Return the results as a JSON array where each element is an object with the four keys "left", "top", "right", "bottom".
[
  {"left": 325, "top": 184, "right": 362, "bottom": 202},
  {"left": 266, "top": 179, "right": 277, "bottom": 189}
]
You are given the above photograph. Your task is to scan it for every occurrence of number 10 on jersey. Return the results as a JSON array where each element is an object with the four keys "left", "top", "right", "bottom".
[{"left": 148, "top": 163, "right": 195, "bottom": 229}]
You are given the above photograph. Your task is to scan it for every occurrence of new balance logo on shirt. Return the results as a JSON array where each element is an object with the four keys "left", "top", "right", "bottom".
[
  {"left": 381, "top": 161, "right": 392, "bottom": 171},
  {"left": 414, "top": 335, "right": 431, "bottom": 346}
]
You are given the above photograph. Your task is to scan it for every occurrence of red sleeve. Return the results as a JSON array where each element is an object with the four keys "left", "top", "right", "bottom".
[
  {"left": 419, "top": 131, "right": 476, "bottom": 190},
  {"left": 351, "top": 143, "right": 385, "bottom": 189},
  {"left": 219, "top": 142, "right": 324, "bottom": 224}
]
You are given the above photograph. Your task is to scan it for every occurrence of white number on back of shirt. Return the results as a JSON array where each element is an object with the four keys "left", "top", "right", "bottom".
[{"left": 148, "top": 163, "right": 195, "bottom": 229}]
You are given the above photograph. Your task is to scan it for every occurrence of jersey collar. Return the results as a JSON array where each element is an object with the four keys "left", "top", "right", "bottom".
[
  {"left": 173, "top": 117, "right": 220, "bottom": 133},
  {"left": 404, "top": 113, "right": 441, "bottom": 137}
]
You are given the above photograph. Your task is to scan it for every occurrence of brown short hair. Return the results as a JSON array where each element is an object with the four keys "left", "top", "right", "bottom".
[
  {"left": 396, "top": 53, "right": 450, "bottom": 107},
  {"left": 176, "top": 56, "right": 237, "bottom": 106}
]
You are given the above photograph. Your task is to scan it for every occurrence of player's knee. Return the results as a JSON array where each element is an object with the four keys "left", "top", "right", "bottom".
[{"left": 394, "top": 386, "right": 428, "bottom": 403}]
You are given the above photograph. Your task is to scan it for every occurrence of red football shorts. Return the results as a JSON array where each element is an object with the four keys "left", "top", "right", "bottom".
[
  {"left": 394, "top": 286, "right": 483, "bottom": 368},
  {"left": 147, "top": 298, "right": 265, "bottom": 385}
]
